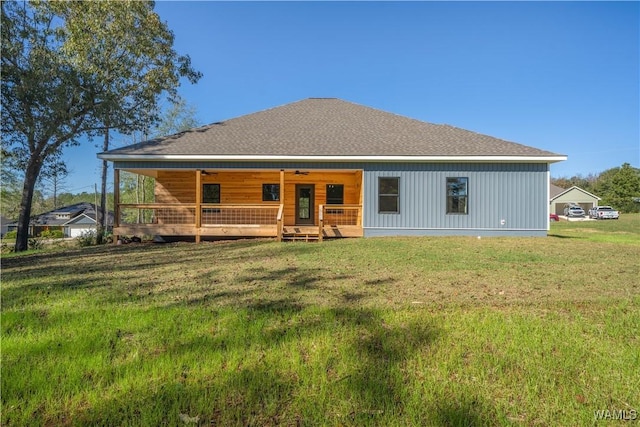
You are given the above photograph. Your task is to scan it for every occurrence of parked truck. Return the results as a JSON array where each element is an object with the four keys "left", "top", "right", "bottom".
[
  {"left": 563, "top": 204, "right": 585, "bottom": 217},
  {"left": 588, "top": 206, "right": 620, "bottom": 220}
]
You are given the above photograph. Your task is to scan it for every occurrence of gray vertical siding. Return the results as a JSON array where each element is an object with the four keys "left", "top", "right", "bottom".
[
  {"left": 115, "top": 160, "right": 550, "bottom": 236},
  {"left": 362, "top": 163, "right": 549, "bottom": 236}
]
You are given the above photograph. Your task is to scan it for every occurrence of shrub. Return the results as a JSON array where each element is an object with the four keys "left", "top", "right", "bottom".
[
  {"left": 76, "top": 230, "right": 97, "bottom": 247},
  {"left": 3, "top": 230, "right": 17, "bottom": 240},
  {"left": 28, "top": 237, "right": 44, "bottom": 250},
  {"left": 40, "top": 229, "right": 65, "bottom": 239}
]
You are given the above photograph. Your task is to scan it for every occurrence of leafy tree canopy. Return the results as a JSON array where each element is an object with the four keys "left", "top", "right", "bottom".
[
  {"left": 552, "top": 163, "right": 640, "bottom": 213},
  {"left": 47, "top": 0, "right": 201, "bottom": 134},
  {"left": 1, "top": 0, "right": 201, "bottom": 251}
]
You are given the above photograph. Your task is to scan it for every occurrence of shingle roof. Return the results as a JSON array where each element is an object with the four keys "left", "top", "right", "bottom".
[
  {"left": 550, "top": 184, "right": 566, "bottom": 199},
  {"left": 100, "top": 98, "right": 564, "bottom": 160}
]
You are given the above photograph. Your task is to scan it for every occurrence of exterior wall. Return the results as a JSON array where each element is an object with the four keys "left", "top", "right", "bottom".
[
  {"left": 156, "top": 171, "right": 196, "bottom": 203},
  {"left": 65, "top": 216, "right": 98, "bottom": 238},
  {"left": 0, "top": 216, "right": 9, "bottom": 237},
  {"left": 121, "top": 161, "right": 550, "bottom": 237},
  {"left": 362, "top": 163, "right": 549, "bottom": 237},
  {"left": 68, "top": 225, "right": 96, "bottom": 238},
  {"left": 280, "top": 171, "right": 361, "bottom": 225},
  {"left": 155, "top": 169, "right": 361, "bottom": 226}
]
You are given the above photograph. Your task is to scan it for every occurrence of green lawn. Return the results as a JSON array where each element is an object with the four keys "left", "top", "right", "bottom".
[{"left": 2, "top": 215, "right": 639, "bottom": 426}]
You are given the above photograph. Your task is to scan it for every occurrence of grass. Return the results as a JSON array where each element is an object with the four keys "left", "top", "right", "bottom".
[
  {"left": 1, "top": 237, "right": 77, "bottom": 258},
  {"left": 550, "top": 213, "right": 640, "bottom": 245},
  {"left": 2, "top": 215, "right": 639, "bottom": 426}
]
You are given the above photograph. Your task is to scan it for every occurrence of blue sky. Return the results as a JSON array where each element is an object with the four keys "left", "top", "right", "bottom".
[{"left": 63, "top": 1, "right": 638, "bottom": 194}]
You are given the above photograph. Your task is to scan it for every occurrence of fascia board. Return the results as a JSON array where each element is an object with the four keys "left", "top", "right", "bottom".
[{"left": 98, "top": 154, "right": 568, "bottom": 164}]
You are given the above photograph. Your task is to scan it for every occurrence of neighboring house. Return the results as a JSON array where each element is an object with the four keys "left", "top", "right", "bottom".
[
  {"left": 98, "top": 98, "right": 567, "bottom": 241},
  {"left": 6, "top": 202, "right": 114, "bottom": 238},
  {"left": 549, "top": 184, "right": 566, "bottom": 202},
  {"left": 549, "top": 185, "right": 601, "bottom": 216},
  {"left": 1, "top": 215, "right": 11, "bottom": 238}
]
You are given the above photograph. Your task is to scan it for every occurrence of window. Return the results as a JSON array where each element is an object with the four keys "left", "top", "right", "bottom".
[
  {"left": 446, "top": 177, "right": 468, "bottom": 214},
  {"left": 202, "top": 183, "right": 220, "bottom": 203},
  {"left": 326, "top": 184, "right": 344, "bottom": 204},
  {"left": 262, "top": 184, "right": 280, "bottom": 201},
  {"left": 379, "top": 177, "right": 399, "bottom": 213},
  {"left": 326, "top": 184, "right": 344, "bottom": 214}
]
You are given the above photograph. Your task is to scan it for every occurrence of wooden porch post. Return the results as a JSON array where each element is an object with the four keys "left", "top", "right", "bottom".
[
  {"left": 113, "top": 168, "right": 120, "bottom": 244},
  {"left": 279, "top": 170, "right": 285, "bottom": 204},
  {"left": 280, "top": 168, "right": 285, "bottom": 220},
  {"left": 195, "top": 170, "right": 202, "bottom": 243},
  {"left": 278, "top": 169, "right": 285, "bottom": 241},
  {"left": 358, "top": 170, "right": 364, "bottom": 227},
  {"left": 318, "top": 204, "right": 324, "bottom": 242}
]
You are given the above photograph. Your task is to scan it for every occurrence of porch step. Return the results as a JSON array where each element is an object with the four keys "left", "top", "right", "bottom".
[
  {"left": 281, "top": 226, "right": 320, "bottom": 242},
  {"left": 281, "top": 233, "right": 320, "bottom": 242}
]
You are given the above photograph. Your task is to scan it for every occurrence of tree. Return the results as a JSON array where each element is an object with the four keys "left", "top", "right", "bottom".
[
  {"left": 0, "top": 150, "right": 23, "bottom": 220},
  {"left": 1, "top": 1, "right": 201, "bottom": 251},
  {"left": 46, "top": 1, "right": 202, "bottom": 243},
  {"left": 37, "top": 152, "right": 69, "bottom": 210},
  {"left": 118, "top": 97, "right": 200, "bottom": 223},
  {"left": 154, "top": 97, "right": 200, "bottom": 137},
  {"left": 551, "top": 173, "right": 598, "bottom": 195},
  {"left": 599, "top": 163, "right": 640, "bottom": 213},
  {"left": 1, "top": 2, "right": 100, "bottom": 250},
  {"left": 53, "top": 191, "right": 96, "bottom": 209}
]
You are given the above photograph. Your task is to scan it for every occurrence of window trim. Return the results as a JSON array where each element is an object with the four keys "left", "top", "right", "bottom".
[
  {"left": 378, "top": 177, "right": 400, "bottom": 214},
  {"left": 446, "top": 177, "right": 469, "bottom": 215},
  {"left": 262, "top": 183, "right": 280, "bottom": 202}
]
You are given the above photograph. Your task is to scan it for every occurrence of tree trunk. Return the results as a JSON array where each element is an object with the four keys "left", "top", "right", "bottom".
[
  {"left": 136, "top": 174, "right": 141, "bottom": 223},
  {"left": 15, "top": 157, "right": 44, "bottom": 252},
  {"left": 97, "top": 127, "right": 109, "bottom": 244},
  {"left": 52, "top": 173, "right": 58, "bottom": 209}
]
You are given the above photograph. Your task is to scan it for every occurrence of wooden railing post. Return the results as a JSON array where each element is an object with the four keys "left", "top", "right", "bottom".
[
  {"left": 276, "top": 204, "right": 284, "bottom": 241},
  {"left": 195, "top": 170, "right": 202, "bottom": 243},
  {"left": 279, "top": 169, "right": 285, "bottom": 207},
  {"left": 113, "top": 168, "right": 120, "bottom": 244},
  {"left": 318, "top": 204, "right": 324, "bottom": 242}
]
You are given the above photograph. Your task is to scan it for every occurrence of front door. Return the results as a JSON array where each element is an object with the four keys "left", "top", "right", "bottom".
[{"left": 295, "top": 184, "right": 315, "bottom": 225}]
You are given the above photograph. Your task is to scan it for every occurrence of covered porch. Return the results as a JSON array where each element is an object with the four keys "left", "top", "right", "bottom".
[{"left": 113, "top": 169, "right": 364, "bottom": 242}]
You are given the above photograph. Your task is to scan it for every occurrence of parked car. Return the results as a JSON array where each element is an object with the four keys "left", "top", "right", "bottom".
[
  {"left": 563, "top": 204, "right": 585, "bottom": 217},
  {"left": 550, "top": 213, "right": 560, "bottom": 222},
  {"left": 588, "top": 206, "right": 619, "bottom": 220}
]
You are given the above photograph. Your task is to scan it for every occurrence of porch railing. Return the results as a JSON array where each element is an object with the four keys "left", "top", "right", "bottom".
[
  {"left": 318, "top": 204, "right": 362, "bottom": 241},
  {"left": 119, "top": 204, "right": 196, "bottom": 225},
  {"left": 118, "top": 203, "right": 280, "bottom": 227},
  {"left": 117, "top": 203, "right": 358, "bottom": 240},
  {"left": 320, "top": 204, "right": 361, "bottom": 226},
  {"left": 200, "top": 204, "right": 279, "bottom": 226}
]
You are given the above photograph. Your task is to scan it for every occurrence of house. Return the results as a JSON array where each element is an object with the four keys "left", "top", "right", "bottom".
[
  {"left": 98, "top": 98, "right": 567, "bottom": 241},
  {"left": 549, "top": 185, "right": 601, "bottom": 216},
  {"left": 6, "top": 202, "right": 114, "bottom": 238},
  {"left": 1, "top": 215, "right": 11, "bottom": 238}
]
